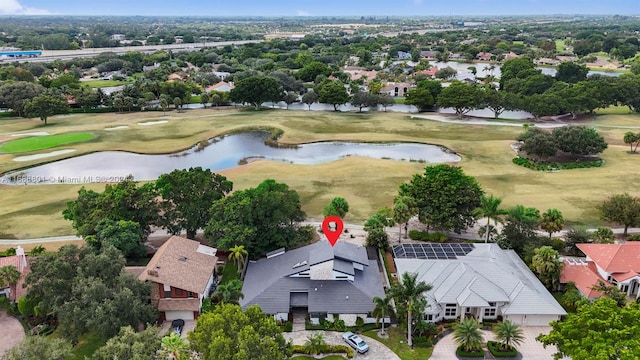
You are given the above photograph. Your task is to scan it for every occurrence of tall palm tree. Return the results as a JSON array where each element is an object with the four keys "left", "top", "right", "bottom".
[
  {"left": 531, "top": 246, "right": 563, "bottom": 290},
  {"left": 393, "top": 196, "right": 417, "bottom": 241},
  {"left": 372, "top": 295, "right": 393, "bottom": 335},
  {"left": 389, "top": 272, "right": 432, "bottom": 347},
  {"left": 540, "top": 208, "right": 565, "bottom": 238},
  {"left": 493, "top": 320, "right": 524, "bottom": 351},
  {"left": 0, "top": 265, "right": 21, "bottom": 302},
  {"left": 213, "top": 279, "right": 244, "bottom": 304},
  {"left": 474, "top": 194, "right": 507, "bottom": 243},
  {"left": 158, "top": 333, "right": 190, "bottom": 360},
  {"left": 453, "top": 318, "right": 483, "bottom": 352},
  {"left": 228, "top": 245, "right": 248, "bottom": 269}
]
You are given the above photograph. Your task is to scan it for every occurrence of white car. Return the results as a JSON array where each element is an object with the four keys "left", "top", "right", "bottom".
[{"left": 342, "top": 331, "right": 369, "bottom": 354}]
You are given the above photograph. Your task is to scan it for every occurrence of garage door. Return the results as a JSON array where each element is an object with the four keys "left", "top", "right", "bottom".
[
  {"left": 508, "top": 314, "right": 557, "bottom": 326},
  {"left": 165, "top": 310, "right": 194, "bottom": 321}
]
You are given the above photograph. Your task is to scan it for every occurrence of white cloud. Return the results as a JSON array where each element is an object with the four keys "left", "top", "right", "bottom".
[
  {"left": 296, "top": 10, "right": 310, "bottom": 16},
  {"left": 0, "top": 0, "right": 51, "bottom": 15}
]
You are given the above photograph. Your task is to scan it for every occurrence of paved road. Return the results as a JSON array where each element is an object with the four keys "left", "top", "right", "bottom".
[{"left": 285, "top": 330, "right": 400, "bottom": 360}]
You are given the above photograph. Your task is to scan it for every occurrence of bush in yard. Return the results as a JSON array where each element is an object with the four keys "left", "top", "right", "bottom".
[{"left": 488, "top": 341, "right": 518, "bottom": 357}]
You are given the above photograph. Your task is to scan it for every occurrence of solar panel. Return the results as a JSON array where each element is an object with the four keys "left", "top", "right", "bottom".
[{"left": 392, "top": 243, "right": 475, "bottom": 259}]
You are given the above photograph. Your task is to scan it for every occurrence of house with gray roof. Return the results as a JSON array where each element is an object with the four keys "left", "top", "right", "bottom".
[
  {"left": 393, "top": 243, "right": 566, "bottom": 326},
  {"left": 240, "top": 241, "right": 386, "bottom": 326}
]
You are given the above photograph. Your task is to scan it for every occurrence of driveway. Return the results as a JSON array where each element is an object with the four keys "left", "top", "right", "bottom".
[
  {"left": 431, "top": 326, "right": 567, "bottom": 360},
  {"left": 285, "top": 330, "right": 400, "bottom": 360},
  {"left": 0, "top": 311, "right": 25, "bottom": 356},
  {"left": 160, "top": 320, "right": 196, "bottom": 339}
]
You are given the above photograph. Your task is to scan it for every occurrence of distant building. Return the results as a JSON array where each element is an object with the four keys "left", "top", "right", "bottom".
[
  {"left": 476, "top": 52, "right": 493, "bottom": 61},
  {"left": 397, "top": 51, "right": 412, "bottom": 60},
  {"left": 111, "top": 34, "right": 126, "bottom": 41},
  {"left": 205, "top": 81, "right": 235, "bottom": 93},
  {"left": 420, "top": 51, "right": 437, "bottom": 60},
  {"left": 381, "top": 82, "right": 412, "bottom": 97}
]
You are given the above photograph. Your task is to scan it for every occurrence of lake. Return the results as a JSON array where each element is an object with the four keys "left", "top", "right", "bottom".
[{"left": 0, "top": 131, "right": 460, "bottom": 185}]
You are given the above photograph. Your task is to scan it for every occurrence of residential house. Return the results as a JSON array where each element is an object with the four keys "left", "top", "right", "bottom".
[
  {"left": 393, "top": 243, "right": 566, "bottom": 325},
  {"left": 111, "top": 34, "right": 126, "bottom": 41},
  {"left": 586, "top": 59, "right": 620, "bottom": 69},
  {"left": 415, "top": 66, "right": 439, "bottom": 78},
  {"left": 477, "top": 52, "right": 494, "bottom": 61},
  {"left": 449, "top": 53, "right": 463, "bottom": 60},
  {"left": 503, "top": 52, "right": 520, "bottom": 61},
  {"left": 138, "top": 236, "right": 218, "bottom": 322},
  {"left": 213, "top": 71, "right": 231, "bottom": 80},
  {"left": 0, "top": 246, "right": 29, "bottom": 301},
  {"left": 420, "top": 51, "right": 437, "bottom": 60},
  {"left": 535, "top": 58, "right": 560, "bottom": 66},
  {"left": 556, "top": 56, "right": 578, "bottom": 63},
  {"left": 205, "top": 81, "right": 235, "bottom": 93},
  {"left": 397, "top": 51, "right": 412, "bottom": 60},
  {"left": 240, "top": 241, "right": 386, "bottom": 326},
  {"left": 561, "top": 243, "right": 640, "bottom": 299},
  {"left": 143, "top": 63, "right": 161, "bottom": 72},
  {"left": 381, "top": 82, "right": 412, "bottom": 97},
  {"left": 343, "top": 66, "right": 378, "bottom": 83},
  {"left": 167, "top": 73, "right": 186, "bottom": 82}
]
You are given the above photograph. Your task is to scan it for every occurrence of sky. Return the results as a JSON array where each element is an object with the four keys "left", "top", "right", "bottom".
[{"left": 0, "top": 0, "right": 638, "bottom": 16}]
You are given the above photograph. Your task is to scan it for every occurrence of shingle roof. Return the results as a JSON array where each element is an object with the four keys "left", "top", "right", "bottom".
[
  {"left": 241, "top": 241, "right": 385, "bottom": 314},
  {"left": 158, "top": 298, "right": 200, "bottom": 312},
  {"left": 394, "top": 243, "right": 565, "bottom": 316},
  {"left": 138, "top": 236, "right": 217, "bottom": 294}
]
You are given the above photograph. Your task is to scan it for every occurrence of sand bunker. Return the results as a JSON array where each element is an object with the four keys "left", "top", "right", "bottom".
[
  {"left": 105, "top": 126, "right": 130, "bottom": 131},
  {"left": 13, "top": 149, "right": 76, "bottom": 162},
  {"left": 138, "top": 120, "right": 168, "bottom": 126},
  {"left": 10, "top": 132, "right": 50, "bottom": 137}
]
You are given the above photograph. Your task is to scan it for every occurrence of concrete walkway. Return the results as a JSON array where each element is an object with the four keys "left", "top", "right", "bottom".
[
  {"left": 431, "top": 326, "right": 566, "bottom": 360},
  {"left": 285, "top": 330, "right": 401, "bottom": 360},
  {"left": 0, "top": 311, "right": 25, "bottom": 356}
]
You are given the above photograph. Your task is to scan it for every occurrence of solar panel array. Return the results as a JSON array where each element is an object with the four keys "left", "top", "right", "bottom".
[{"left": 392, "top": 243, "right": 475, "bottom": 260}]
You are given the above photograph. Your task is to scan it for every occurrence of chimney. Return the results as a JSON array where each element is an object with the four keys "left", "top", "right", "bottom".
[{"left": 15, "top": 246, "right": 26, "bottom": 272}]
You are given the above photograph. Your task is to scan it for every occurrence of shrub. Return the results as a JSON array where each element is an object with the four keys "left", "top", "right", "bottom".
[
  {"left": 487, "top": 341, "right": 518, "bottom": 357},
  {"left": 456, "top": 345, "right": 485, "bottom": 358},
  {"left": 627, "top": 234, "right": 640, "bottom": 241},
  {"left": 512, "top": 157, "right": 603, "bottom": 171},
  {"left": 292, "top": 344, "right": 354, "bottom": 358},
  {"left": 334, "top": 319, "right": 346, "bottom": 331},
  {"left": 355, "top": 317, "right": 364, "bottom": 327},
  {"left": 408, "top": 230, "right": 447, "bottom": 242},
  {"left": 282, "top": 321, "right": 293, "bottom": 332}
]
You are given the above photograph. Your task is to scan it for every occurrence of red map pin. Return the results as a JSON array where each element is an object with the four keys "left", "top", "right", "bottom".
[{"left": 322, "top": 215, "right": 344, "bottom": 247}]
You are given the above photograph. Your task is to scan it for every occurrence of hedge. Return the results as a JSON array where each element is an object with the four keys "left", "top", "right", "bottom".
[
  {"left": 512, "top": 157, "right": 603, "bottom": 171},
  {"left": 455, "top": 345, "right": 484, "bottom": 358},
  {"left": 627, "top": 234, "right": 640, "bottom": 241},
  {"left": 408, "top": 230, "right": 447, "bottom": 242},
  {"left": 487, "top": 341, "right": 518, "bottom": 357},
  {"left": 292, "top": 344, "right": 354, "bottom": 358}
]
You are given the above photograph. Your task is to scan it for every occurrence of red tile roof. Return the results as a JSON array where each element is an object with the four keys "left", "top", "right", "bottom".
[
  {"left": 560, "top": 260, "right": 606, "bottom": 299},
  {"left": 577, "top": 243, "right": 640, "bottom": 273}
]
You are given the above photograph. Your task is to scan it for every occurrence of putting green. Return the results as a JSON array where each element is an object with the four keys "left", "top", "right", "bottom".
[{"left": 0, "top": 132, "right": 95, "bottom": 153}]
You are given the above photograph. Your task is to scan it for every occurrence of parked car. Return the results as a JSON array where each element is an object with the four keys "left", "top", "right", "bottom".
[
  {"left": 342, "top": 331, "right": 369, "bottom": 354},
  {"left": 172, "top": 319, "right": 185, "bottom": 335}
]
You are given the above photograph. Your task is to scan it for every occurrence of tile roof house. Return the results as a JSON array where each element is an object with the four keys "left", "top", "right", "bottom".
[
  {"left": 240, "top": 241, "right": 386, "bottom": 326},
  {"left": 138, "top": 236, "right": 218, "bottom": 322},
  {"left": 205, "top": 81, "right": 235, "bottom": 93},
  {"left": 0, "top": 246, "right": 29, "bottom": 302},
  {"left": 561, "top": 243, "right": 640, "bottom": 299},
  {"left": 477, "top": 52, "right": 494, "bottom": 61},
  {"left": 420, "top": 51, "right": 437, "bottom": 60},
  {"left": 393, "top": 243, "right": 566, "bottom": 326},
  {"left": 381, "top": 82, "right": 412, "bottom": 97}
]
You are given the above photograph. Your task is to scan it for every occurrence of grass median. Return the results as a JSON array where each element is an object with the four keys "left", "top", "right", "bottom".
[
  {"left": 1, "top": 108, "right": 639, "bottom": 239},
  {"left": 0, "top": 132, "right": 95, "bottom": 153}
]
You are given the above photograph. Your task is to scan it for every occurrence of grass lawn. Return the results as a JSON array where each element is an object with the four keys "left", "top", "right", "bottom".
[
  {"left": 80, "top": 79, "right": 132, "bottom": 88},
  {"left": 1, "top": 109, "right": 640, "bottom": 239},
  {"left": 219, "top": 262, "right": 239, "bottom": 285},
  {"left": 555, "top": 39, "right": 566, "bottom": 52},
  {"left": 0, "top": 132, "right": 95, "bottom": 153},
  {"left": 67, "top": 332, "right": 105, "bottom": 360},
  {"left": 364, "top": 327, "right": 433, "bottom": 360}
]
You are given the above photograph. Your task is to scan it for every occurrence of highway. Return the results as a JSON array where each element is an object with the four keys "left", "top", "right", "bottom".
[{"left": 2, "top": 39, "right": 264, "bottom": 63}]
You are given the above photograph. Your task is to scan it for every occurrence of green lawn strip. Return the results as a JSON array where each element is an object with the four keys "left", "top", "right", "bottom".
[
  {"left": 364, "top": 327, "right": 433, "bottom": 360},
  {"left": 219, "top": 262, "right": 239, "bottom": 285},
  {"left": 0, "top": 132, "right": 94, "bottom": 153},
  {"left": 67, "top": 332, "right": 105, "bottom": 360},
  {"left": 81, "top": 79, "right": 132, "bottom": 88}
]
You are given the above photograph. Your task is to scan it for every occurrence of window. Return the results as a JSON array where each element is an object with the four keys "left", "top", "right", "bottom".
[
  {"left": 445, "top": 304, "right": 457, "bottom": 317},
  {"left": 164, "top": 290, "right": 171, "bottom": 298},
  {"left": 424, "top": 314, "right": 433, "bottom": 321},
  {"left": 187, "top": 291, "right": 195, "bottom": 298},
  {"left": 484, "top": 302, "right": 497, "bottom": 317}
]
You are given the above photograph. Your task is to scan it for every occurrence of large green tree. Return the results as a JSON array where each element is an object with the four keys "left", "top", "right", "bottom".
[
  {"left": 85, "top": 219, "right": 146, "bottom": 259},
  {"left": 537, "top": 298, "right": 640, "bottom": 360},
  {"left": 229, "top": 75, "right": 284, "bottom": 110},
  {"left": 23, "top": 94, "right": 70, "bottom": 125},
  {"left": 205, "top": 179, "right": 310, "bottom": 258},
  {"left": 2, "top": 335, "right": 73, "bottom": 360},
  {"left": 156, "top": 167, "right": 233, "bottom": 239},
  {"left": 400, "top": 165, "right": 483, "bottom": 234},
  {"left": 555, "top": 62, "right": 589, "bottom": 84},
  {"left": 323, "top": 197, "right": 350, "bottom": 218},
  {"left": 598, "top": 193, "right": 640, "bottom": 236},
  {"left": 91, "top": 326, "right": 162, "bottom": 360},
  {"left": 318, "top": 80, "right": 350, "bottom": 111},
  {"left": 63, "top": 176, "right": 160, "bottom": 238},
  {"left": 389, "top": 272, "right": 432, "bottom": 347},
  {"left": 436, "top": 81, "right": 482, "bottom": 118},
  {"left": 551, "top": 126, "right": 608, "bottom": 156},
  {"left": 500, "top": 205, "right": 541, "bottom": 256},
  {"left": 0, "top": 81, "right": 44, "bottom": 116},
  {"left": 404, "top": 87, "right": 434, "bottom": 112},
  {"left": 188, "top": 303, "right": 292, "bottom": 360},
  {"left": 531, "top": 246, "right": 563, "bottom": 290},
  {"left": 296, "top": 61, "right": 332, "bottom": 82}
]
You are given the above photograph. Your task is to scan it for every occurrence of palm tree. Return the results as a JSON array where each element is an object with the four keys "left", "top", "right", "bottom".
[
  {"left": 213, "top": 279, "right": 244, "bottom": 304},
  {"left": 372, "top": 295, "right": 393, "bottom": 335},
  {"left": 0, "top": 265, "right": 21, "bottom": 302},
  {"left": 540, "top": 208, "right": 565, "bottom": 238},
  {"left": 389, "top": 272, "right": 432, "bottom": 347},
  {"left": 158, "top": 333, "right": 190, "bottom": 359},
  {"left": 393, "top": 196, "right": 416, "bottom": 241},
  {"left": 493, "top": 320, "right": 524, "bottom": 351},
  {"left": 304, "top": 333, "right": 326, "bottom": 355},
  {"left": 531, "top": 246, "right": 563, "bottom": 290},
  {"left": 474, "top": 194, "right": 507, "bottom": 243},
  {"left": 453, "top": 318, "right": 483, "bottom": 352},
  {"left": 228, "top": 245, "right": 248, "bottom": 269}
]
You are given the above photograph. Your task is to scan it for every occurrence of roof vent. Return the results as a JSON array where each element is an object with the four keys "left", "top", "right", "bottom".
[
  {"left": 178, "top": 256, "right": 187, "bottom": 262},
  {"left": 293, "top": 260, "right": 308, "bottom": 269},
  {"left": 147, "top": 269, "right": 159, "bottom": 277}
]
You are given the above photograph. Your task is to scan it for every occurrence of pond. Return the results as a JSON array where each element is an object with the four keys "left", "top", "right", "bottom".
[{"left": 0, "top": 131, "right": 460, "bottom": 185}]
